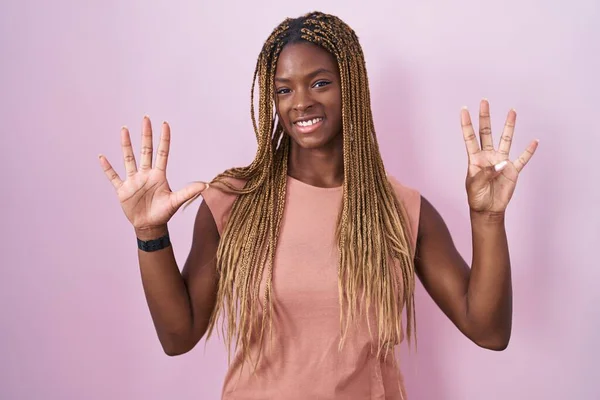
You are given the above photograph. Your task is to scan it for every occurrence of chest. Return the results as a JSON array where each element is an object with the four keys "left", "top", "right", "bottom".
[{"left": 266, "top": 187, "right": 342, "bottom": 314}]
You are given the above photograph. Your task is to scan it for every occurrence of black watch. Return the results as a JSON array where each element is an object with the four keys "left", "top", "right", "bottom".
[{"left": 137, "top": 233, "right": 171, "bottom": 252}]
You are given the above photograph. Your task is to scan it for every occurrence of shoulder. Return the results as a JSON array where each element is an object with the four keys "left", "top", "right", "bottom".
[
  {"left": 386, "top": 175, "right": 422, "bottom": 251},
  {"left": 386, "top": 176, "right": 446, "bottom": 243},
  {"left": 200, "top": 176, "right": 247, "bottom": 235},
  {"left": 387, "top": 175, "right": 421, "bottom": 208}
]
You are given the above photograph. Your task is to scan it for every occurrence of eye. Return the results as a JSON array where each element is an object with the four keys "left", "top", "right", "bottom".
[
  {"left": 276, "top": 88, "right": 291, "bottom": 95},
  {"left": 313, "top": 80, "right": 331, "bottom": 88}
]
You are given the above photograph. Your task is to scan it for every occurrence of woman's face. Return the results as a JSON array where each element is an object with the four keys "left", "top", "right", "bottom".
[{"left": 274, "top": 42, "right": 343, "bottom": 151}]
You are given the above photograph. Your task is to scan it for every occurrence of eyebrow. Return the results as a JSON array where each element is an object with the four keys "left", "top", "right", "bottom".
[{"left": 274, "top": 68, "right": 335, "bottom": 83}]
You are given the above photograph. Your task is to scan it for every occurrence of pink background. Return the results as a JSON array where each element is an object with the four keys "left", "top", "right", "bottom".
[{"left": 2, "top": 0, "right": 598, "bottom": 399}]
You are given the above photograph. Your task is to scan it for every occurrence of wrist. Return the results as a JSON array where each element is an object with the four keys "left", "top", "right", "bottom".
[
  {"left": 470, "top": 209, "right": 506, "bottom": 225},
  {"left": 135, "top": 225, "right": 169, "bottom": 241}
]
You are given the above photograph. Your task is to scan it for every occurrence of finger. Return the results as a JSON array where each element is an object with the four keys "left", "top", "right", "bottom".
[
  {"left": 155, "top": 121, "right": 171, "bottom": 172},
  {"left": 479, "top": 99, "right": 494, "bottom": 151},
  {"left": 98, "top": 154, "right": 123, "bottom": 190},
  {"left": 172, "top": 182, "right": 209, "bottom": 210},
  {"left": 461, "top": 107, "right": 480, "bottom": 158},
  {"left": 120, "top": 126, "right": 137, "bottom": 177},
  {"left": 513, "top": 139, "right": 539, "bottom": 173},
  {"left": 498, "top": 108, "right": 517, "bottom": 157},
  {"left": 140, "top": 115, "right": 153, "bottom": 170}
]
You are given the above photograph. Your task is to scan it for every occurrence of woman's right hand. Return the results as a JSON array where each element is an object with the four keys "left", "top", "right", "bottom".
[{"left": 99, "top": 116, "right": 208, "bottom": 240}]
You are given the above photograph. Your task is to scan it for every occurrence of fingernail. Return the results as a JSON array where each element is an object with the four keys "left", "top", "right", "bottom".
[
  {"left": 204, "top": 183, "right": 210, "bottom": 190},
  {"left": 494, "top": 160, "right": 508, "bottom": 172},
  {"left": 163, "top": 121, "right": 168, "bottom": 125},
  {"left": 461, "top": 106, "right": 468, "bottom": 110},
  {"left": 98, "top": 154, "right": 103, "bottom": 159},
  {"left": 121, "top": 125, "right": 128, "bottom": 130}
]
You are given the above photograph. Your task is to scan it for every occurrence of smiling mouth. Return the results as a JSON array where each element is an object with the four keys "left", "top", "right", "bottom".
[{"left": 294, "top": 117, "right": 324, "bottom": 134}]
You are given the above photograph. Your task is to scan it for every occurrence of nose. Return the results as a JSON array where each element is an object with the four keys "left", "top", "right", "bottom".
[{"left": 292, "top": 88, "right": 315, "bottom": 112}]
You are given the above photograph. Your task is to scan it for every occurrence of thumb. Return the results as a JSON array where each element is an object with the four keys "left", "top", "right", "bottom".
[
  {"left": 172, "top": 181, "right": 210, "bottom": 211},
  {"left": 492, "top": 160, "right": 508, "bottom": 174},
  {"left": 472, "top": 160, "right": 507, "bottom": 186}
]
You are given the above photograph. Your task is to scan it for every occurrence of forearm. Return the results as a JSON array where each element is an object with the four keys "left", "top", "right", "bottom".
[
  {"left": 136, "top": 226, "right": 195, "bottom": 355},
  {"left": 466, "top": 211, "right": 512, "bottom": 349}
]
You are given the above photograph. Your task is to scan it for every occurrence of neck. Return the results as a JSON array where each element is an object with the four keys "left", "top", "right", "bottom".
[{"left": 287, "top": 135, "right": 344, "bottom": 188}]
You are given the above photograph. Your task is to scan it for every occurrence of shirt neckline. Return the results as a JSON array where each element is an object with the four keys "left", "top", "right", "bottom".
[{"left": 286, "top": 175, "right": 344, "bottom": 192}]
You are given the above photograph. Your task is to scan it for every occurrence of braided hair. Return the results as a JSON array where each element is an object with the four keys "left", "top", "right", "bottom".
[{"left": 194, "top": 11, "right": 416, "bottom": 368}]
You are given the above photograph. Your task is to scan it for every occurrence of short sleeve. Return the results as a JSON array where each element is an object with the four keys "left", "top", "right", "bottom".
[
  {"left": 387, "top": 176, "right": 421, "bottom": 255},
  {"left": 200, "top": 178, "right": 245, "bottom": 235}
]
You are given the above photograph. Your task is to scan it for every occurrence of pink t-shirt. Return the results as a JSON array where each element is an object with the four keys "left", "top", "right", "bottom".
[{"left": 202, "top": 175, "right": 421, "bottom": 399}]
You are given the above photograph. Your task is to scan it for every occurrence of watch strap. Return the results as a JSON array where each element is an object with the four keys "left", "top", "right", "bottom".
[{"left": 137, "top": 233, "right": 171, "bottom": 252}]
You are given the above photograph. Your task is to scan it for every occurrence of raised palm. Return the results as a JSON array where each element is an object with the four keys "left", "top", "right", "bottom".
[
  {"left": 99, "top": 117, "right": 207, "bottom": 232},
  {"left": 462, "top": 100, "right": 538, "bottom": 214}
]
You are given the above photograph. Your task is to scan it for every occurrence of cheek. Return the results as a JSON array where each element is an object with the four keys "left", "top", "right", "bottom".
[
  {"left": 327, "top": 94, "right": 343, "bottom": 126},
  {"left": 275, "top": 102, "right": 289, "bottom": 127},
  {"left": 327, "top": 89, "right": 341, "bottom": 110}
]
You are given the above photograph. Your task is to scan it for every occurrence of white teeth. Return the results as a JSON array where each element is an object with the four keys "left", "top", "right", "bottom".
[{"left": 296, "top": 118, "right": 323, "bottom": 127}]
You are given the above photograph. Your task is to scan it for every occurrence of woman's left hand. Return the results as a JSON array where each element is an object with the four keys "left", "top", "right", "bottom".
[{"left": 461, "top": 99, "right": 539, "bottom": 215}]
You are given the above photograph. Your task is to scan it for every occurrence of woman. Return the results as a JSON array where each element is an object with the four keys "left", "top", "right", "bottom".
[{"left": 99, "top": 11, "right": 538, "bottom": 400}]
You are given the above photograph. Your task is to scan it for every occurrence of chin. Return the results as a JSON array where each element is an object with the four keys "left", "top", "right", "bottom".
[
  {"left": 289, "top": 129, "right": 338, "bottom": 149},
  {"left": 289, "top": 133, "right": 333, "bottom": 150},
  {"left": 295, "top": 136, "right": 325, "bottom": 149}
]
